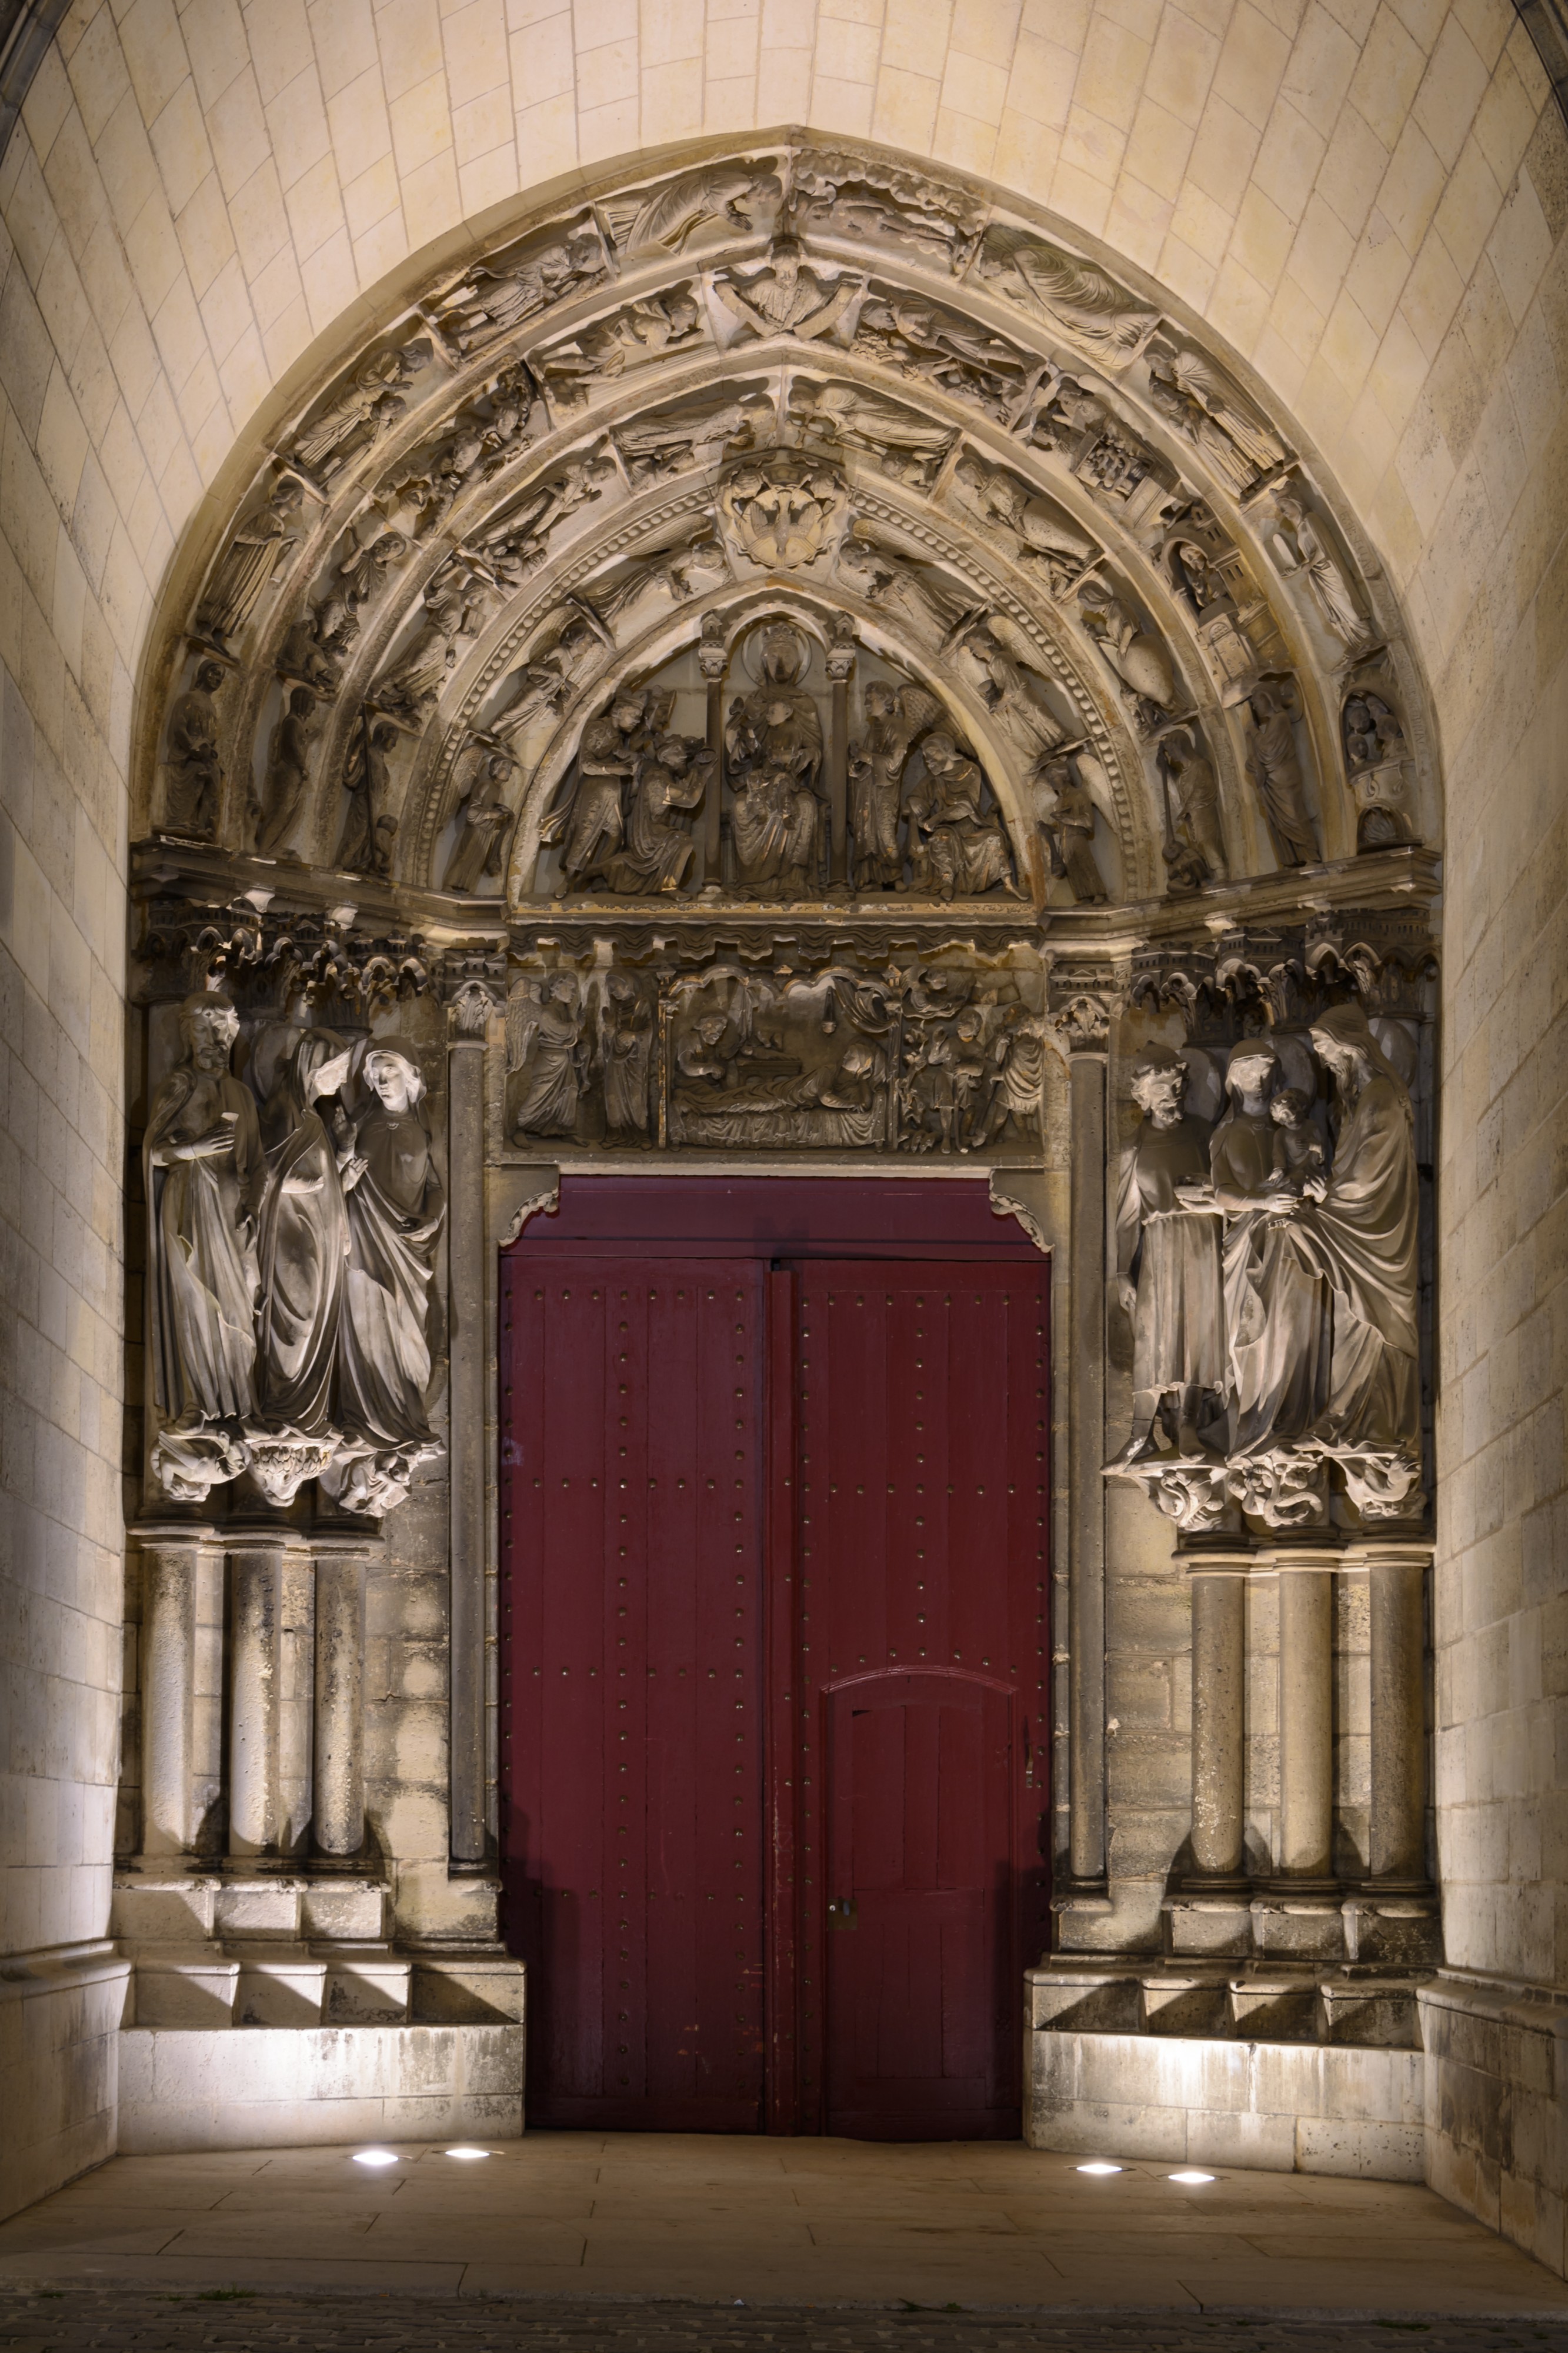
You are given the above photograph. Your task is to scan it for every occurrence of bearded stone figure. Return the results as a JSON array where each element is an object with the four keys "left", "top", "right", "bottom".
[
  {"left": 319, "top": 1048, "right": 446, "bottom": 1518},
  {"left": 251, "top": 1029, "right": 355, "bottom": 1507},
  {"left": 1113, "top": 1048, "right": 1225, "bottom": 1462},
  {"left": 144, "top": 991, "right": 265, "bottom": 1502}
]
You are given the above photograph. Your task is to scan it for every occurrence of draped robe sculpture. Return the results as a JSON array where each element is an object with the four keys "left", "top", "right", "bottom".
[
  {"left": 1113, "top": 1049, "right": 1225, "bottom": 1461},
  {"left": 1279, "top": 1005, "right": 1423, "bottom": 1514},
  {"left": 252, "top": 1029, "right": 354, "bottom": 1504},
  {"left": 319, "top": 1049, "right": 447, "bottom": 1517},
  {"left": 1189, "top": 1042, "right": 1332, "bottom": 1520},
  {"left": 144, "top": 991, "right": 265, "bottom": 1501},
  {"left": 1110, "top": 1013, "right": 1424, "bottom": 1528}
]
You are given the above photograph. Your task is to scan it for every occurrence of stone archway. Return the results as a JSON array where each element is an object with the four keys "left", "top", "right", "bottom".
[{"left": 114, "top": 136, "right": 1444, "bottom": 2166}]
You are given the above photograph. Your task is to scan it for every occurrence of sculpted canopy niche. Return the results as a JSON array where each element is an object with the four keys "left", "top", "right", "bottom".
[{"left": 129, "top": 136, "right": 1439, "bottom": 1537}]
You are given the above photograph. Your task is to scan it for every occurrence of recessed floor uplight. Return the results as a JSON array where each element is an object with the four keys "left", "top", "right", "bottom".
[
  {"left": 444, "top": 2147, "right": 492, "bottom": 2160},
  {"left": 1076, "top": 2161, "right": 1124, "bottom": 2175},
  {"left": 352, "top": 2150, "right": 400, "bottom": 2168},
  {"left": 1168, "top": 2169, "right": 1215, "bottom": 2184}
]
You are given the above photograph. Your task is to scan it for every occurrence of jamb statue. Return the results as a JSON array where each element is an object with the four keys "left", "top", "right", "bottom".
[
  {"left": 320, "top": 1048, "right": 446, "bottom": 1518},
  {"left": 144, "top": 990, "right": 265, "bottom": 1502},
  {"left": 1112, "top": 1048, "right": 1225, "bottom": 1463}
]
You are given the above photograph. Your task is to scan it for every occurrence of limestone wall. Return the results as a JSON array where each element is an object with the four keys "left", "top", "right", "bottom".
[{"left": 0, "top": 0, "right": 1564, "bottom": 2260}]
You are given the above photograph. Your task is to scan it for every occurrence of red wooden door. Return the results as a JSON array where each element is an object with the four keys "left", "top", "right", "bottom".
[
  {"left": 499, "top": 1258, "right": 766, "bottom": 2130},
  {"left": 789, "top": 1262, "right": 1049, "bottom": 2139},
  {"left": 499, "top": 1183, "right": 1050, "bottom": 2140}
]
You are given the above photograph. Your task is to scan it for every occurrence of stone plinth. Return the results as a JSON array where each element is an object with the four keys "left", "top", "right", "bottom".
[
  {"left": 1026, "top": 2014, "right": 1426, "bottom": 2179},
  {"left": 116, "top": 2022, "right": 526, "bottom": 2152}
]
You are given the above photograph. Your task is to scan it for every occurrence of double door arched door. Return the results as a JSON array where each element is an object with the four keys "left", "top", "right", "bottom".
[{"left": 499, "top": 1177, "right": 1050, "bottom": 2139}]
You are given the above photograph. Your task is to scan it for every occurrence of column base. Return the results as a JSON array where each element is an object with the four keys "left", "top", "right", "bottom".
[
  {"left": 1250, "top": 1887, "right": 1346, "bottom": 1961},
  {"left": 1164, "top": 1887, "right": 1254, "bottom": 1958}
]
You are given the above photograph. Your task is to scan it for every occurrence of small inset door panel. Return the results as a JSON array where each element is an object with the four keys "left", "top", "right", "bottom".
[{"left": 825, "top": 1674, "right": 1016, "bottom": 2138}]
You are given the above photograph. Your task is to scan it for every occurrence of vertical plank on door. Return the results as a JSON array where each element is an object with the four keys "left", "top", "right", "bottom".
[{"left": 499, "top": 1257, "right": 766, "bottom": 2130}]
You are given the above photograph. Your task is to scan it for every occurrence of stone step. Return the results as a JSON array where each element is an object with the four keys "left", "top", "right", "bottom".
[{"left": 123, "top": 1944, "right": 522, "bottom": 2030}]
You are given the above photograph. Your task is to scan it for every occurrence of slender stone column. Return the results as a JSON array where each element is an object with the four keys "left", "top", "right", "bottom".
[
  {"left": 699, "top": 622, "right": 726, "bottom": 888},
  {"left": 448, "top": 1028, "right": 488, "bottom": 1867},
  {"left": 227, "top": 1532, "right": 305, "bottom": 1856},
  {"left": 139, "top": 1525, "right": 210, "bottom": 1857},
  {"left": 1358, "top": 1542, "right": 1432, "bottom": 1884},
  {"left": 1065, "top": 1012, "right": 1109, "bottom": 1884},
  {"left": 826, "top": 620, "right": 856, "bottom": 889},
  {"left": 1188, "top": 1558, "right": 1250, "bottom": 1880},
  {"left": 1274, "top": 1551, "right": 1339, "bottom": 1879},
  {"left": 312, "top": 1533, "right": 376, "bottom": 1858}
]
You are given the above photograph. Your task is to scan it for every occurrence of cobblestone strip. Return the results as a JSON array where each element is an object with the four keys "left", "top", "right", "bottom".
[{"left": 3, "top": 2292, "right": 1568, "bottom": 2353}]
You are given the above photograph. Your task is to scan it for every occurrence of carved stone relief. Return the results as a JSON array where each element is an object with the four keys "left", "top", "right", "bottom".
[
  {"left": 600, "top": 160, "right": 785, "bottom": 255},
  {"left": 504, "top": 949, "right": 1045, "bottom": 1155},
  {"left": 789, "top": 151, "right": 986, "bottom": 269},
  {"left": 1112, "top": 926, "right": 1432, "bottom": 1534},
  {"left": 432, "top": 220, "right": 608, "bottom": 351},
  {"left": 971, "top": 226, "right": 1159, "bottom": 364},
  {"left": 523, "top": 612, "right": 1022, "bottom": 906},
  {"left": 141, "top": 972, "right": 445, "bottom": 1517},
  {"left": 1143, "top": 346, "right": 1290, "bottom": 498},
  {"left": 282, "top": 338, "right": 433, "bottom": 488}
]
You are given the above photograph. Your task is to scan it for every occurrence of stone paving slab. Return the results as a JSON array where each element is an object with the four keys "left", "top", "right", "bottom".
[{"left": 4, "top": 2291, "right": 1568, "bottom": 2353}]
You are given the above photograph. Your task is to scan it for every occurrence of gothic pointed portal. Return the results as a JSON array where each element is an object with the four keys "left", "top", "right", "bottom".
[{"left": 124, "top": 136, "right": 1439, "bottom": 2155}]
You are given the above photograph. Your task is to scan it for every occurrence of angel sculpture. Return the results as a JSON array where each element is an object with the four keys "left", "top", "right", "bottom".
[
  {"left": 539, "top": 291, "right": 703, "bottom": 406},
  {"left": 604, "top": 163, "right": 783, "bottom": 255},
  {"left": 488, "top": 658, "right": 572, "bottom": 748},
  {"left": 953, "top": 456, "right": 1097, "bottom": 588},
  {"left": 961, "top": 618, "right": 1067, "bottom": 779},
  {"left": 791, "top": 382, "right": 956, "bottom": 485},
  {"left": 1077, "top": 580, "right": 1179, "bottom": 726},
  {"left": 485, "top": 451, "right": 616, "bottom": 575},
  {"left": 715, "top": 239, "right": 862, "bottom": 342},
  {"left": 508, "top": 976, "right": 592, "bottom": 1139},
  {"left": 443, "top": 742, "right": 518, "bottom": 894},
  {"left": 285, "top": 342, "right": 430, "bottom": 481},
  {"left": 836, "top": 531, "right": 983, "bottom": 646},
  {"left": 845, "top": 681, "right": 938, "bottom": 890},
  {"left": 973, "top": 226, "right": 1159, "bottom": 362},
  {"left": 372, "top": 563, "right": 487, "bottom": 721},
  {"left": 1145, "top": 351, "right": 1287, "bottom": 496},
  {"left": 614, "top": 392, "right": 773, "bottom": 480},
  {"left": 440, "top": 230, "right": 604, "bottom": 351}
]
